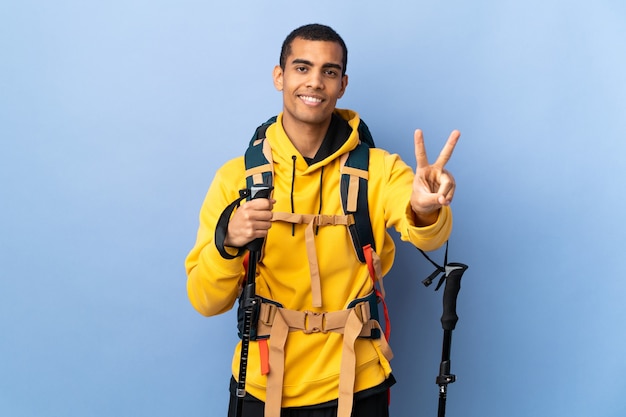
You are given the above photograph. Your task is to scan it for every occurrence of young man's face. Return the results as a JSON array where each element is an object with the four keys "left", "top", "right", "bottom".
[{"left": 273, "top": 37, "right": 348, "bottom": 129}]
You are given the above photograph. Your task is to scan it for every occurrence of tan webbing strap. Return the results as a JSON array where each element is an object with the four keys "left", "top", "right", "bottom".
[
  {"left": 259, "top": 301, "right": 392, "bottom": 361},
  {"left": 245, "top": 164, "right": 272, "bottom": 177},
  {"left": 339, "top": 153, "right": 369, "bottom": 213},
  {"left": 304, "top": 219, "right": 322, "bottom": 307},
  {"left": 270, "top": 212, "right": 354, "bottom": 226},
  {"left": 257, "top": 301, "right": 379, "bottom": 337},
  {"left": 265, "top": 310, "right": 289, "bottom": 417},
  {"left": 259, "top": 301, "right": 392, "bottom": 417},
  {"left": 341, "top": 165, "right": 369, "bottom": 180},
  {"left": 347, "top": 175, "right": 359, "bottom": 212},
  {"left": 337, "top": 309, "right": 364, "bottom": 417},
  {"left": 245, "top": 164, "right": 272, "bottom": 186},
  {"left": 270, "top": 212, "right": 354, "bottom": 308}
]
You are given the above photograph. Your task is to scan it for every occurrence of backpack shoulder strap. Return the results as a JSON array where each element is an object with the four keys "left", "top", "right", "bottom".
[
  {"left": 340, "top": 124, "right": 375, "bottom": 263},
  {"left": 340, "top": 120, "right": 390, "bottom": 340},
  {"left": 244, "top": 117, "right": 276, "bottom": 191}
]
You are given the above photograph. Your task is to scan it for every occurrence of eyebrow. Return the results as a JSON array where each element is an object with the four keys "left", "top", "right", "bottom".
[{"left": 291, "top": 58, "right": 343, "bottom": 72}]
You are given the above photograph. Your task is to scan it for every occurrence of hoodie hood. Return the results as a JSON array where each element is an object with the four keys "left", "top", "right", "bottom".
[{"left": 263, "top": 108, "right": 365, "bottom": 175}]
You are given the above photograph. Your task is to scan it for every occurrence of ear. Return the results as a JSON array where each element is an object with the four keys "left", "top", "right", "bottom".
[
  {"left": 337, "top": 74, "right": 348, "bottom": 99},
  {"left": 273, "top": 65, "right": 284, "bottom": 91}
]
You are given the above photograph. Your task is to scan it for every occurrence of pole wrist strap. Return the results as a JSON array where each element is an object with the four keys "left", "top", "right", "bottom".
[{"left": 214, "top": 190, "right": 250, "bottom": 259}]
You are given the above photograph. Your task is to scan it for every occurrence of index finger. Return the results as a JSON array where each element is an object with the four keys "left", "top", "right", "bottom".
[
  {"left": 433, "top": 130, "right": 461, "bottom": 168},
  {"left": 414, "top": 129, "right": 429, "bottom": 168}
]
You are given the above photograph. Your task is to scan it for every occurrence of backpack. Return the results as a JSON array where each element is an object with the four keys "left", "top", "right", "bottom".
[{"left": 241, "top": 115, "right": 390, "bottom": 340}]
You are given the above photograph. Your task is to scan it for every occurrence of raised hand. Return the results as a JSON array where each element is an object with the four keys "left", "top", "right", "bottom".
[{"left": 411, "top": 129, "right": 460, "bottom": 226}]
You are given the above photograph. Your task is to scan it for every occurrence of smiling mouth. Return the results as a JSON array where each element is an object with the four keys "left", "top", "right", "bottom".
[{"left": 299, "top": 95, "right": 323, "bottom": 104}]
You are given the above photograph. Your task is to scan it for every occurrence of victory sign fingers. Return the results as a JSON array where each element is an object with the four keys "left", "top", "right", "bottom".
[{"left": 411, "top": 129, "right": 460, "bottom": 223}]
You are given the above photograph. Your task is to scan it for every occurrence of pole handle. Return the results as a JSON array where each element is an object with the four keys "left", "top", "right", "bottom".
[
  {"left": 245, "top": 185, "right": 273, "bottom": 252},
  {"left": 441, "top": 263, "right": 468, "bottom": 331}
]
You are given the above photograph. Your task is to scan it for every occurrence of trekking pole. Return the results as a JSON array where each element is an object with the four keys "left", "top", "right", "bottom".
[
  {"left": 420, "top": 245, "right": 468, "bottom": 417},
  {"left": 235, "top": 184, "right": 273, "bottom": 417}
]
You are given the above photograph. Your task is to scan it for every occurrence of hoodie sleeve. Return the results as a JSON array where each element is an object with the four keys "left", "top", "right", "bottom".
[
  {"left": 378, "top": 150, "right": 452, "bottom": 252},
  {"left": 185, "top": 157, "right": 247, "bottom": 317},
  {"left": 403, "top": 202, "right": 452, "bottom": 251}
]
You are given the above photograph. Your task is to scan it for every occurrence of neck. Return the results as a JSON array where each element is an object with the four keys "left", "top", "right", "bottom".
[{"left": 281, "top": 116, "right": 332, "bottom": 158}]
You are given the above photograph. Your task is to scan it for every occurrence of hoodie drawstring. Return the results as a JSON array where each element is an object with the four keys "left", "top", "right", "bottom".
[
  {"left": 316, "top": 166, "right": 324, "bottom": 235},
  {"left": 290, "top": 155, "right": 297, "bottom": 236}
]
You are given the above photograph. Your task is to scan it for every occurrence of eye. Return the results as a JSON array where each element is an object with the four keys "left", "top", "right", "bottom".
[{"left": 296, "top": 66, "right": 307, "bottom": 73}]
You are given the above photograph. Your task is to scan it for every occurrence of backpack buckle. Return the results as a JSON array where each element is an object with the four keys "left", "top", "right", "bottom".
[
  {"left": 259, "top": 302, "right": 278, "bottom": 326},
  {"left": 303, "top": 311, "right": 327, "bottom": 334}
]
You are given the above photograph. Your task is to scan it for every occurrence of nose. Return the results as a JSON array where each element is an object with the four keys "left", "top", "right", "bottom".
[{"left": 306, "top": 70, "right": 324, "bottom": 90}]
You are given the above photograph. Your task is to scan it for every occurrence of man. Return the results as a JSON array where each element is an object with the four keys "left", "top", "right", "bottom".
[{"left": 186, "top": 24, "right": 460, "bottom": 417}]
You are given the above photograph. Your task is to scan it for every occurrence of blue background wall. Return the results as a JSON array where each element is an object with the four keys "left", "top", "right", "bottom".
[{"left": 2, "top": 1, "right": 625, "bottom": 416}]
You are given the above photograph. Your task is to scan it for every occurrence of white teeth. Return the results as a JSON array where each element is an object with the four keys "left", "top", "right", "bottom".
[{"left": 300, "top": 96, "right": 322, "bottom": 103}]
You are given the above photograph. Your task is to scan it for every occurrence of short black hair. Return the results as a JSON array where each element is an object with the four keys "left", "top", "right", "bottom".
[{"left": 279, "top": 24, "right": 348, "bottom": 76}]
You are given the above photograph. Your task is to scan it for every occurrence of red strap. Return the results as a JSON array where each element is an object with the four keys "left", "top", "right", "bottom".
[
  {"left": 363, "top": 244, "right": 391, "bottom": 341},
  {"left": 363, "top": 244, "right": 376, "bottom": 280},
  {"left": 259, "top": 339, "right": 270, "bottom": 375},
  {"left": 243, "top": 252, "right": 250, "bottom": 273},
  {"left": 378, "top": 291, "right": 391, "bottom": 341}
]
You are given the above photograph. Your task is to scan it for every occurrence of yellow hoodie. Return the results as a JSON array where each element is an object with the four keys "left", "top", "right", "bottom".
[{"left": 186, "top": 109, "right": 452, "bottom": 407}]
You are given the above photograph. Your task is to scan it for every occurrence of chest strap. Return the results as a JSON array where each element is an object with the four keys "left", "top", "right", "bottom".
[
  {"left": 270, "top": 212, "right": 354, "bottom": 308},
  {"left": 255, "top": 298, "right": 393, "bottom": 417}
]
